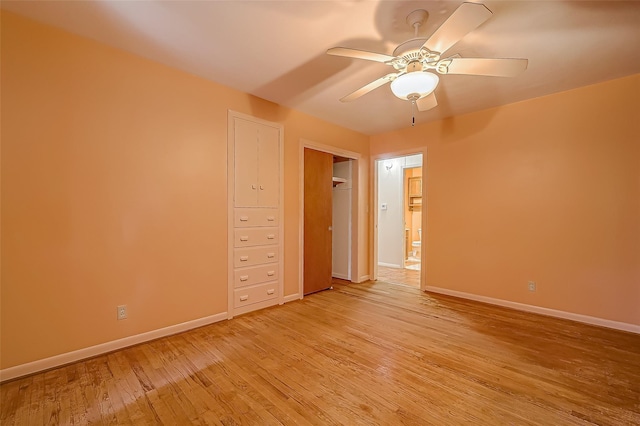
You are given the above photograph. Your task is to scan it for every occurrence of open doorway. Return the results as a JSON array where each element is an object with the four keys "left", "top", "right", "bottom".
[
  {"left": 375, "top": 154, "right": 423, "bottom": 288},
  {"left": 299, "top": 140, "right": 361, "bottom": 298},
  {"left": 331, "top": 156, "right": 353, "bottom": 282}
]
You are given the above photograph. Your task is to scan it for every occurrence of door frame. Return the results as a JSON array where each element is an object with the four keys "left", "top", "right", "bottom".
[
  {"left": 372, "top": 149, "right": 427, "bottom": 291},
  {"left": 298, "top": 139, "right": 361, "bottom": 300}
]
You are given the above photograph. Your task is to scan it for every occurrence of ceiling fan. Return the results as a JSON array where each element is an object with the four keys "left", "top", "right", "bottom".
[{"left": 327, "top": 2, "right": 528, "bottom": 112}]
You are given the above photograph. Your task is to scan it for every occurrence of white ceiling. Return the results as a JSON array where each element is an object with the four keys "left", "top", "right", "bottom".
[{"left": 3, "top": 1, "right": 640, "bottom": 135}]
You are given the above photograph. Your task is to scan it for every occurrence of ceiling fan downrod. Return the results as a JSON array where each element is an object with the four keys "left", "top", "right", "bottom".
[{"left": 406, "top": 9, "right": 428, "bottom": 38}]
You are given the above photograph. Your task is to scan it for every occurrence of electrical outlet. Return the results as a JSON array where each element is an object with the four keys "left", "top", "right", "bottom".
[
  {"left": 528, "top": 281, "right": 536, "bottom": 292},
  {"left": 117, "top": 305, "right": 127, "bottom": 320}
]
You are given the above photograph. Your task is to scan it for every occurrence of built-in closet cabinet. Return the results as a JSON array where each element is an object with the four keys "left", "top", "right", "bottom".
[
  {"left": 234, "top": 120, "right": 280, "bottom": 208},
  {"left": 228, "top": 111, "right": 284, "bottom": 317}
]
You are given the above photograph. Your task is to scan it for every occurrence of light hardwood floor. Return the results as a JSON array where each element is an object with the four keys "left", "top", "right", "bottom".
[
  {"left": 2, "top": 280, "right": 639, "bottom": 425},
  {"left": 377, "top": 265, "right": 420, "bottom": 288}
]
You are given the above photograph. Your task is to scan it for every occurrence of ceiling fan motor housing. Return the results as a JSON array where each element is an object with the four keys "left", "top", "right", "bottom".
[{"left": 407, "top": 61, "right": 422, "bottom": 73}]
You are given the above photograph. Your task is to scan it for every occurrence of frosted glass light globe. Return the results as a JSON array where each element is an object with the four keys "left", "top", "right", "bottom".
[{"left": 390, "top": 72, "right": 439, "bottom": 100}]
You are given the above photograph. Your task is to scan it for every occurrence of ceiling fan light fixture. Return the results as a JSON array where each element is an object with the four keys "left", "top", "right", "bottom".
[{"left": 390, "top": 71, "right": 439, "bottom": 100}]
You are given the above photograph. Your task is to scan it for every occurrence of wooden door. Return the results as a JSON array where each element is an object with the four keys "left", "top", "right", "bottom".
[{"left": 304, "top": 148, "right": 333, "bottom": 295}]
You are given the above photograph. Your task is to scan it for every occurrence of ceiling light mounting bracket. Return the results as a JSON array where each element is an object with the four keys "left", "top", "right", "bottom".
[{"left": 406, "top": 9, "right": 428, "bottom": 37}]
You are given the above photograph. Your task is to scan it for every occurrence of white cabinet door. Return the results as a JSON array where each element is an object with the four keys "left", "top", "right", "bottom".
[
  {"left": 234, "top": 119, "right": 259, "bottom": 207},
  {"left": 234, "top": 119, "right": 280, "bottom": 208},
  {"left": 257, "top": 125, "right": 280, "bottom": 207}
]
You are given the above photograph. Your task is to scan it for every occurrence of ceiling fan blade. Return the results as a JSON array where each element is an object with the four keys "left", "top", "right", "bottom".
[
  {"left": 416, "top": 92, "right": 438, "bottom": 112},
  {"left": 423, "top": 2, "right": 492, "bottom": 54},
  {"left": 327, "top": 47, "right": 397, "bottom": 63},
  {"left": 340, "top": 73, "right": 398, "bottom": 102},
  {"left": 444, "top": 58, "right": 528, "bottom": 77}
]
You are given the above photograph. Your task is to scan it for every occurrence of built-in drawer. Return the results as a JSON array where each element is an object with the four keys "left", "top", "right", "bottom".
[
  {"left": 234, "top": 208, "right": 279, "bottom": 228},
  {"left": 234, "top": 227, "right": 279, "bottom": 248},
  {"left": 234, "top": 246, "right": 278, "bottom": 268},
  {"left": 234, "top": 281, "right": 278, "bottom": 307},
  {"left": 234, "top": 264, "right": 278, "bottom": 288}
]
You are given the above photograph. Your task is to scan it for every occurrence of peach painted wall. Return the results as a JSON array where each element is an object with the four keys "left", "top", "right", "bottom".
[
  {"left": 0, "top": 12, "right": 369, "bottom": 369},
  {"left": 371, "top": 74, "right": 640, "bottom": 326}
]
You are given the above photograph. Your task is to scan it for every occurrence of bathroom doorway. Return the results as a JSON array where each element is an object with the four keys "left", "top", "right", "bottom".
[{"left": 375, "top": 154, "right": 423, "bottom": 288}]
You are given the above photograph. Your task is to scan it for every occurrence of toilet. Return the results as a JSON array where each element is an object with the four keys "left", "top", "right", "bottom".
[{"left": 411, "top": 229, "right": 422, "bottom": 258}]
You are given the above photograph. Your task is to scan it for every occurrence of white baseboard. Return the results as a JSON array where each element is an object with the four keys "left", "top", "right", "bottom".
[
  {"left": 0, "top": 312, "right": 228, "bottom": 383},
  {"left": 331, "top": 273, "right": 350, "bottom": 280},
  {"left": 283, "top": 293, "right": 301, "bottom": 303},
  {"left": 424, "top": 286, "right": 640, "bottom": 334},
  {"left": 378, "top": 262, "right": 402, "bottom": 268}
]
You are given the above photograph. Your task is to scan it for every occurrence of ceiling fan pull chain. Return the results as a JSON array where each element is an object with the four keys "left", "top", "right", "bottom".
[{"left": 411, "top": 99, "right": 416, "bottom": 127}]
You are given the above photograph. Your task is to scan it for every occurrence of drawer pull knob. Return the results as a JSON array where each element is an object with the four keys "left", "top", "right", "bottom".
[
  {"left": 267, "top": 289, "right": 275, "bottom": 295},
  {"left": 239, "top": 216, "right": 249, "bottom": 222},
  {"left": 240, "top": 295, "right": 249, "bottom": 301},
  {"left": 251, "top": 184, "right": 257, "bottom": 190},
  {"left": 267, "top": 253, "right": 275, "bottom": 259},
  {"left": 267, "top": 216, "right": 275, "bottom": 221},
  {"left": 240, "top": 275, "right": 249, "bottom": 281},
  {"left": 267, "top": 234, "right": 275, "bottom": 239},
  {"left": 240, "top": 256, "right": 249, "bottom": 262},
  {"left": 259, "top": 185, "right": 264, "bottom": 190},
  {"left": 240, "top": 236, "right": 249, "bottom": 241},
  {"left": 267, "top": 271, "right": 275, "bottom": 277}
]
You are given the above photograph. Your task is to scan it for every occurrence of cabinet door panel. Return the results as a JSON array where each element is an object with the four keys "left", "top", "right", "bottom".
[
  {"left": 257, "top": 126, "right": 280, "bottom": 207},
  {"left": 408, "top": 177, "right": 422, "bottom": 197},
  {"left": 234, "top": 120, "right": 259, "bottom": 207}
]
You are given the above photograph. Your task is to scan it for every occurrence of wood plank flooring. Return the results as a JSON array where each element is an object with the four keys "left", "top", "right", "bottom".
[
  {"left": 377, "top": 265, "right": 420, "bottom": 288},
  {"left": 2, "top": 280, "right": 639, "bottom": 425}
]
